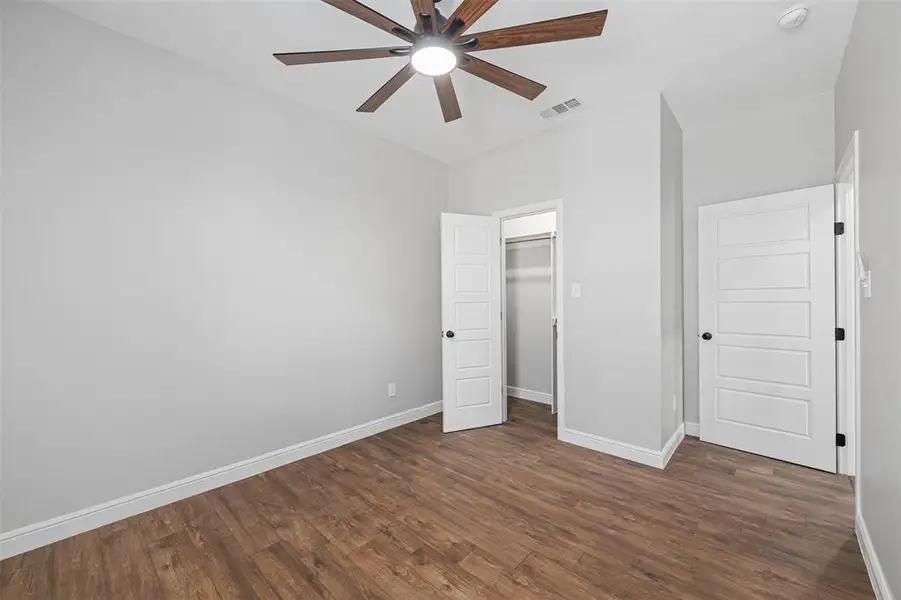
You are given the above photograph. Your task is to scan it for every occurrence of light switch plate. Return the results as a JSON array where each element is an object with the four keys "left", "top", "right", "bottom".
[
  {"left": 571, "top": 283, "right": 582, "bottom": 298},
  {"left": 388, "top": 383, "right": 397, "bottom": 398}
]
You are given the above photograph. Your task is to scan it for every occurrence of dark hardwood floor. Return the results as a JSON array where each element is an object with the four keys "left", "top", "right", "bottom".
[{"left": 1, "top": 398, "right": 873, "bottom": 599}]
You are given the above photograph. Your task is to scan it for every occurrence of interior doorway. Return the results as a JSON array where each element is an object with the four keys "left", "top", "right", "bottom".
[
  {"left": 438, "top": 200, "right": 564, "bottom": 436},
  {"left": 496, "top": 201, "right": 564, "bottom": 437},
  {"left": 503, "top": 212, "right": 557, "bottom": 418}
]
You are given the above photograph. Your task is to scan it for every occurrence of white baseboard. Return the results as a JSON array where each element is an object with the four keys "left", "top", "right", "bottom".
[
  {"left": 660, "top": 424, "right": 685, "bottom": 468},
  {"left": 0, "top": 401, "right": 441, "bottom": 560},
  {"left": 506, "top": 386, "right": 552, "bottom": 405},
  {"left": 856, "top": 511, "right": 895, "bottom": 600},
  {"left": 685, "top": 421, "right": 700, "bottom": 437},
  {"left": 559, "top": 423, "right": 685, "bottom": 470}
]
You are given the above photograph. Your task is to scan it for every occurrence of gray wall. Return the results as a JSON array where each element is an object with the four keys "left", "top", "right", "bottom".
[
  {"left": 0, "top": 0, "right": 4, "bottom": 536},
  {"left": 2, "top": 2, "right": 446, "bottom": 531},
  {"left": 505, "top": 241, "right": 553, "bottom": 396},
  {"left": 681, "top": 92, "right": 835, "bottom": 424},
  {"left": 660, "top": 96, "right": 684, "bottom": 443},
  {"left": 450, "top": 90, "right": 667, "bottom": 450},
  {"left": 834, "top": 1, "right": 901, "bottom": 595}
]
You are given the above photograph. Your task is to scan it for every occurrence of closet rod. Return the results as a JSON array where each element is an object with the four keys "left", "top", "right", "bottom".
[{"left": 505, "top": 233, "right": 556, "bottom": 244}]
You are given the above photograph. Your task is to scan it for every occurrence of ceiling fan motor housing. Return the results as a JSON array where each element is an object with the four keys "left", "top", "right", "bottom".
[{"left": 412, "top": 34, "right": 454, "bottom": 55}]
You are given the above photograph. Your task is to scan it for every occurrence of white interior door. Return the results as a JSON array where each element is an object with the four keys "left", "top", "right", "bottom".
[
  {"left": 441, "top": 213, "right": 503, "bottom": 433},
  {"left": 698, "top": 186, "right": 836, "bottom": 472}
]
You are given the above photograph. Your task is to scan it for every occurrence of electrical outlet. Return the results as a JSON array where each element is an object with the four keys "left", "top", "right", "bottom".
[
  {"left": 388, "top": 383, "right": 397, "bottom": 398},
  {"left": 672, "top": 393, "right": 678, "bottom": 412}
]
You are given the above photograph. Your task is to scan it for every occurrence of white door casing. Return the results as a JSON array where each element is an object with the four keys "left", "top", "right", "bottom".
[
  {"left": 835, "top": 131, "right": 861, "bottom": 479},
  {"left": 698, "top": 186, "right": 836, "bottom": 472},
  {"left": 441, "top": 213, "right": 503, "bottom": 433}
]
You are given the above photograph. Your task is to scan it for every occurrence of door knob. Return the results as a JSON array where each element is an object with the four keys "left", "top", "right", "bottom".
[
  {"left": 701, "top": 332, "right": 712, "bottom": 341},
  {"left": 446, "top": 330, "right": 455, "bottom": 339}
]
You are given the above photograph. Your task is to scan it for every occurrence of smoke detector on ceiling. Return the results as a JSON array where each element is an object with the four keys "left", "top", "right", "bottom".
[{"left": 778, "top": 4, "right": 809, "bottom": 29}]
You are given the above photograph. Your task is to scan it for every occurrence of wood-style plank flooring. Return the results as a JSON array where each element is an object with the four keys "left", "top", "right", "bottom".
[{"left": 1, "top": 398, "right": 873, "bottom": 599}]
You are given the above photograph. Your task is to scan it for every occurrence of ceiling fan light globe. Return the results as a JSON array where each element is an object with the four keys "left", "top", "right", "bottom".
[{"left": 411, "top": 46, "right": 457, "bottom": 77}]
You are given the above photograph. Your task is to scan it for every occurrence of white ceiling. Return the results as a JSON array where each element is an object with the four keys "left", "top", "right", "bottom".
[{"left": 50, "top": 0, "right": 858, "bottom": 163}]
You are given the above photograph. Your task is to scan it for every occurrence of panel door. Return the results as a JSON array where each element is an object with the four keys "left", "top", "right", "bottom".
[
  {"left": 441, "top": 213, "right": 503, "bottom": 433},
  {"left": 698, "top": 186, "right": 836, "bottom": 472}
]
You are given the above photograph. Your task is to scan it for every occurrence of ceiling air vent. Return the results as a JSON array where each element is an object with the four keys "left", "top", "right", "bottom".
[{"left": 540, "top": 97, "right": 583, "bottom": 120}]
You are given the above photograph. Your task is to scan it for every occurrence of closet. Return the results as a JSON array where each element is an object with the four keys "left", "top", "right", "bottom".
[{"left": 503, "top": 211, "right": 557, "bottom": 415}]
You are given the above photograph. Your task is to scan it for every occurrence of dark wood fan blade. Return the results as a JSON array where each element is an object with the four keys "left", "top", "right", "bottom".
[
  {"left": 442, "top": 0, "right": 500, "bottom": 37},
  {"left": 321, "top": 0, "right": 417, "bottom": 43},
  {"left": 274, "top": 47, "right": 408, "bottom": 66},
  {"left": 434, "top": 74, "right": 462, "bottom": 122},
  {"left": 411, "top": 0, "right": 437, "bottom": 33},
  {"left": 357, "top": 64, "right": 416, "bottom": 112},
  {"left": 460, "top": 10, "right": 608, "bottom": 51},
  {"left": 459, "top": 55, "right": 546, "bottom": 100}
]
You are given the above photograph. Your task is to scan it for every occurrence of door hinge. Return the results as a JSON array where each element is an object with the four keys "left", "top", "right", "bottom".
[
  {"left": 835, "top": 327, "right": 846, "bottom": 341},
  {"left": 835, "top": 222, "right": 845, "bottom": 235},
  {"left": 836, "top": 433, "right": 847, "bottom": 447}
]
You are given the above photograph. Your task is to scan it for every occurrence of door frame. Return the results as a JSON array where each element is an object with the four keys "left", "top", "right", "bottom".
[
  {"left": 493, "top": 200, "right": 565, "bottom": 434},
  {"left": 835, "top": 130, "right": 861, "bottom": 478}
]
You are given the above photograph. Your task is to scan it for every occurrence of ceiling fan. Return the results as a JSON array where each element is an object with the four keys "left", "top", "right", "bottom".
[{"left": 274, "top": 0, "right": 608, "bottom": 123}]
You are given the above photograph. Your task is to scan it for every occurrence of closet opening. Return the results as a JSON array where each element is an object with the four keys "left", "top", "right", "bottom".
[{"left": 501, "top": 208, "right": 559, "bottom": 437}]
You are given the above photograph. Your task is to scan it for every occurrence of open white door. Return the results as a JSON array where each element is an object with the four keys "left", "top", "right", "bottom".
[
  {"left": 441, "top": 213, "right": 503, "bottom": 433},
  {"left": 698, "top": 186, "right": 836, "bottom": 472}
]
